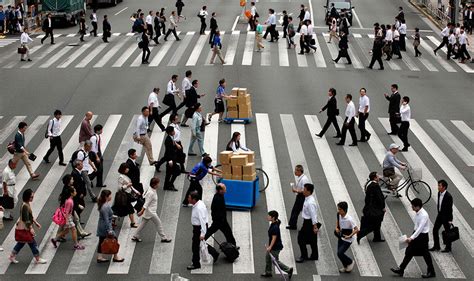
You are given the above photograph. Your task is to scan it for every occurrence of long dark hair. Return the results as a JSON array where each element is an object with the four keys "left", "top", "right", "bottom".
[
  {"left": 268, "top": 210, "right": 281, "bottom": 225},
  {"left": 97, "top": 189, "right": 112, "bottom": 211},
  {"left": 226, "top": 132, "right": 240, "bottom": 151},
  {"left": 59, "top": 186, "right": 75, "bottom": 207},
  {"left": 62, "top": 174, "right": 73, "bottom": 187}
]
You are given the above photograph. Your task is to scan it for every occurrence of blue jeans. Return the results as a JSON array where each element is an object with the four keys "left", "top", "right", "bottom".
[
  {"left": 188, "top": 132, "right": 205, "bottom": 155},
  {"left": 337, "top": 239, "right": 352, "bottom": 267},
  {"left": 13, "top": 239, "right": 40, "bottom": 257}
]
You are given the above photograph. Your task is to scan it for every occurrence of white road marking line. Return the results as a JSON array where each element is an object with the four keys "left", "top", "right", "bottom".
[
  {"left": 323, "top": 33, "right": 345, "bottom": 68},
  {"left": 108, "top": 124, "right": 164, "bottom": 274},
  {"left": 399, "top": 52, "right": 420, "bottom": 71},
  {"left": 224, "top": 31, "right": 240, "bottom": 66},
  {"left": 205, "top": 31, "right": 225, "bottom": 66},
  {"left": 374, "top": 120, "right": 466, "bottom": 278},
  {"left": 0, "top": 116, "right": 26, "bottom": 144},
  {"left": 67, "top": 116, "right": 140, "bottom": 274},
  {"left": 150, "top": 124, "right": 190, "bottom": 274},
  {"left": 57, "top": 42, "right": 93, "bottom": 68},
  {"left": 309, "top": 0, "right": 314, "bottom": 24},
  {"left": 419, "top": 38, "right": 456, "bottom": 72},
  {"left": 312, "top": 34, "right": 327, "bottom": 68},
  {"left": 230, "top": 124, "right": 255, "bottom": 274},
  {"left": 426, "top": 36, "right": 474, "bottom": 73},
  {"left": 242, "top": 31, "right": 254, "bottom": 66},
  {"left": 353, "top": 33, "right": 362, "bottom": 38},
  {"left": 39, "top": 45, "right": 73, "bottom": 68},
  {"left": 186, "top": 33, "right": 208, "bottom": 66},
  {"left": 280, "top": 114, "right": 339, "bottom": 275},
  {"left": 93, "top": 39, "right": 128, "bottom": 68},
  {"left": 131, "top": 47, "right": 154, "bottom": 67},
  {"left": 295, "top": 34, "right": 308, "bottom": 67},
  {"left": 26, "top": 115, "right": 119, "bottom": 274},
  {"left": 261, "top": 40, "right": 271, "bottom": 66},
  {"left": 168, "top": 31, "right": 195, "bottom": 66},
  {"left": 406, "top": 40, "right": 438, "bottom": 71},
  {"left": 451, "top": 120, "right": 474, "bottom": 142},
  {"left": 126, "top": 32, "right": 135, "bottom": 36},
  {"left": 255, "top": 113, "right": 297, "bottom": 274},
  {"left": 75, "top": 43, "right": 107, "bottom": 68},
  {"left": 231, "top": 16, "right": 239, "bottom": 32},
  {"left": 2, "top": 45, "right": 42, "bottom": 68},
  {"left": 53, "top": 34, "right": 62, "bottom": 38},
  {"left": 0, "top": 115, "right": 74, "bottom": 274},
  {"left": 277, "top": 31, "right": 289, "bottom": 67},
  {"left": 347, "top": 42, "right": 363, "bottom": 69},
  {"left": 305, "top": 115, "right": 381, "bottom": 277},
  {"left": 112, "top": 43, "right": 138, "bottom": 67},
  {"left": 112, "top": 33, "right": 120, "bottom": 36},
  {"left": 352, "top": 36, "right": 371, "bottom": 64},
  {"left": 352, "top": 9, "right": 363, "bottom": 29},
  {"left": 149, "top": 31, "right": 181, "bottom": 66},
  {"left": 21, "top": 43, "right": 63, "bottom": 69},
  {"left": 409, "top": 120, "right": 474, "bottom": 207},
  {"left": 380, "top": 118, "right": 474, "bottom": 258},
  {"left": 115, "top": 6, "right": 128, "bottom": 16},
  {"left": 66, "top": 34, "right": 76, "bottom": 37},
  {"left": 427, "top": 120, "right": 474, "bottom": 166}
]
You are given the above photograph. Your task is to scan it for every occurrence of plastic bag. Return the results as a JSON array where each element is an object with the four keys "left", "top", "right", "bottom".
[{"left": 200, "top": 241, "right": 212, "bottom": 264}]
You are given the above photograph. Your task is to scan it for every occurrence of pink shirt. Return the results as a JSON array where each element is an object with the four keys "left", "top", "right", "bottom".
[{"left": 63, "top": 198, "right": 74, "bottom": 217}]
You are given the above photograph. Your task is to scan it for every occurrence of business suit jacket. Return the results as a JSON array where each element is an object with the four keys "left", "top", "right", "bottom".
[
  {"left": 163, "top": 135, "right": 177, "bottom": 162},
  {"left": 14, "top": 131, "right": 25, "bottom": 153},
  {"left": 338, "top": 34, "right": 349, "bottom": 50},
  {"left": 103, "top": 19, "right": 111, "bottom": 33},
  {"left": 385, "top": 92, "right": 401, "bottom": 114},
  {"left": 211, "top": 193, "right": 227, "bottom": 222},
  {"left": 437, "top": 191, "right": 453, "bottom": 223},
  {"left": 210, "top": 17, "right": 218, "bottom": 30},
  {"left": 363, "top": 181, "right": 386, "bottom": 218},
  {"left": 185, "top": 86, "right": 200, "bottom": 107},
  {"left": 126, "top": 158, "right": 141, "bottom": 188},
  {"left": 321, "top": 95, "right": 338, "bottom": 117},
  {"left": 42, "top": 18, "right": 53, "bottom": 31},
  {"left": 71, "top": 168, "right": 86, "bottom": 214}
]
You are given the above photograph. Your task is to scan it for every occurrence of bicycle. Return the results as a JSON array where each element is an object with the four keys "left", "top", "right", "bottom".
[
  {"left": 211, "top": 164, "right": 269, "bottom": 192},
  {"left": 364, "top": 164, "right": 432, "bottom": 205}
]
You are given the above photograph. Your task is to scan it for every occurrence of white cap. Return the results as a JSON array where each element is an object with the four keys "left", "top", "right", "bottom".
[{"left": 389, "top": 143, "right": 400, "bottom": 150}]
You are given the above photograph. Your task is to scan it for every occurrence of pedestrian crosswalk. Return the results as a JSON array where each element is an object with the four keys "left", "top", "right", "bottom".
[
  {"left": 1, "top": 32, "right": 473, "bottom": 73},
  {"left": 0, "top": 113, "right": 473, "bottom": 278}
]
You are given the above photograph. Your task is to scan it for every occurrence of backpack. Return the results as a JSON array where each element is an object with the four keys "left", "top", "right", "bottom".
[
  {"left": 6, "top": 141, "right": 15, "bottom": 154},
  {"left": 52, "top": 207, "right": 66, "bottom": 226},
  {"left": 70, "top": 149, "right": 85, "bottom": 166},
  {"left": 44, "top": 119, "right": 54, "bottom": 138}
]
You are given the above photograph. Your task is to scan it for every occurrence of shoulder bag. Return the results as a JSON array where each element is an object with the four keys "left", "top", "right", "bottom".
[{"left": 101, "top": 234, "right": 120, "bottom": 254}]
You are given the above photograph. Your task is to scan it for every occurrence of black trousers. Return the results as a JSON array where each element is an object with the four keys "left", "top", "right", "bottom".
[
  {"left": 400, "top": 233, "right": 435, "bottom": 273},
  {"left": 358, "top": 112, "right": 370, "bottom": 141},
  {"left": 148, "top": 107, "right": 165, "bottom": 131},
  {"left": 288, "top": 193, "right": 305, "bottom": 228},
  {"left": 93, "top": 159, "right": 104, "bottom": 186},
  {"left": 147, "top": 24, "right": 154, "bottom": 39},
  {"left": 447, "top": 43, "right": 454, "bottom": 59},
  {"left": 209, "top": 28, "right": 217, "bottom": 44},
  {"left": 200, "top": 18, "right": 207, "bottom": 35},
  {"left": 282, "top": 24, "right": 288, "bottom": 38},
  {"left": 41, "top": 29, "right": 54, "bottom": 44},
  {"left": 340, "top": 117, "right": 357, "bottom": 145},
  {"left": 320, "top": 115, "right": 341, "bottom": 136},
  {"left": 164, "top": 160, "right": 179, "bottom": 189},
  {"left": 304, "top": 35, "right": 317, "bottom": 51},
  {"left": 459, "top": 44, "right": 471, "bottom": 60},
  {"left": 160, "top": 99, "right": 177, "bottom": 117},
  {"left": 165, "top": 28, "right": 179, "bottom": 40},
  {"left": 183, "top": 179, "right": 202, "bottom": 204},
  {"left": 434, "top": 36, "right": 448, "bottom": 52},
  {"left": 400, "top": 34, "right": 406, "bottom": 51},
  {"left": 369, "top": 53, "right": 384, "bottom": 68},
  {"left": 391, "top": 41, "right": 402, "bottom": 58},
  {"left": 334, "top": 48, "right": 352, "bottom": 63},
  {"left": 264, "top": 25, "right": 278, "bottom": 41},
  {"left": 432, "top": 216, "right": 452, "bottom": 250},
  {"left": 398, "top": 121, "right": 410, "bottom": 148},
  {"left": 414, "top": 45, "right": 422, "bottom": 56},
  {"left": 91, "top": 22, "right": 98, "bottom": 36},
  {"left": 192, "top": 225, "right": 219, "bottom": 267},
  {"left": 298, "top": 219, "right": 318, "bottom": 259},
  {"left": 176, "top": 99, "right": 187, "bottom": 112},
  {"left": 44, "top": 136, "right": 64, "bottom": 162},
  {"left": 389, "top": 113, "right": 399, "bottom": 134},
  {"left": 142, "top": 46, "right": 150, "bottom": 62},
  {"left": 154, "top": 26, "right": 161, "bottom": 42},
  {"left": 299, "top": 35, "right": 309, "bottom": 54},
  {"left": 204, "top": 218, "right": 237, "bottom": 245},
  {"left": 358, "top": 215, "right": 383, "bottom": 241}
]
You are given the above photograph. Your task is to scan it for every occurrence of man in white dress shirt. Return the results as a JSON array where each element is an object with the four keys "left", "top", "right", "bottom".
[
  {"left": 160, "top": 74, "right": 181, "bottom": 118},
  {"left": 19, "top": 27, "right": 33, "bottom": 61},
  {"left": 296, "top": 183, "right": 320, "bottom": 263},
  {"left": 145, "top": 10, "right": 154, "bottom": 41},
  {"left": 1, "top": 160, "right": 17, "bottom": 220},
  {"left": 148, "top": 88, "right": 165, "bottom": 131},
  {"left": 90, "top": 124, "right": 106, "bottom": 187},
  {"left": 176, "top": 70, "right": 192, "bottom": 114},
  {"left": 434, "top": 23, "right": 452, "bottom": 55},
  {"left": 357, "top": 88, "right": 371, "bottom": 142},
  {"left": 77, "top": 140, "right": 97, "bottom": 202},
  {"left": 43, "top": 110, "right": 66, "bottom": 165},
  {"left": 90, "top": 9, "right": 98, "bottom": 37},
  {"left": 263, "top": 8, "right": 278, "bottom": 42},
  {"left": 336, "top": 94, "right": 357, "bottom": 146},
  {"left": 391, "top": 198, "right": 436, "bottom": 278},
  {"left": 187, "top": 191, "right": 219, "bottom": 270},
  {"left": 287, "top": 165, "right": 310, "bottom": 230},
  {"left": 398, "top": 96, "right": 411, "bottom": 151}
]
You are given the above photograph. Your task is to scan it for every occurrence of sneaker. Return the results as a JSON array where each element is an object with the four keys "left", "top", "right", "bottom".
[
  {"left": 339, "top": 267, "right": 347, "bottom": 273},
  {"left": 35, "top": 258, "right": 47, "bottom": 264},
  {"left": 9, "top": 256, "right": 19, "bottom": 264},
  {"left": 346, "top": 261, "right": 355, "bottom": 272},
  {"left": 73, "top": 244, "right": 85, "bottom": 250}
]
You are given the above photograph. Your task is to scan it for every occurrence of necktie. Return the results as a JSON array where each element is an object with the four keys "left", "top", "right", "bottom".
[
  {"left": 437, "top": 193, "right": 440, "bottom": 212},
  {"left": 98, "top": 135, "right": 102, "bottom": 157}
]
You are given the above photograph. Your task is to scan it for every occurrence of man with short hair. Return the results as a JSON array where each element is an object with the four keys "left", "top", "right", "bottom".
[
  {"left": 148, "top": 87, "right": 165, "bottom": 132},
  {"left": 287, "top": 165, "right": 310, "bottom": 230},
  {"left": 384, "top": 84, "right": 401, "bottom": 135},
  {"left": 79, "top": 112, "right": 94, "bottom": 147},
  {"left": 160, "top": 74, "right": 180, "bottom": 117},
  {"left": 263, "top": 9, "right": 278, "bottom": 42},
  {"left": 71, "top": 159, "right": 87, "bottom": 218},
  {"left": 126, "top": 148, "right": 142, "bottom": 194},
  {"left": 43, "top": 110, "right": 66, "bottom": 166},
  {"left": 336, "top": 94, "right": 357, "bottom": 146},
  {"left": 13, "top": 122, "right": 39, "bottom": 179},
  {"left": 434, "top": 23, "right": 451, "bottom": 55},
  {"left": 89, "top": 124, "right": 106, "bottom": 188},
  {"left": 133, "top": 107, "right": 157, "bottom": 166},
  {"left": 429, "top": 180, "right": 453, "bottom": 253},
  {"left": 188, "top": 103, "right": 206, "bottom": 157},
  {"left": 316, "top": 88, "right": 341, "bottom": 138},
  {"left": 296, "top": 183, "right": 319, "bottom": 263},
  {"left": 163, "top": 126, "right": 181, "bottom": 191},
  {"left": 182, "top": 80, "right": 205, "bottom": 127},
  {"left": 76, "top": 140, "right": 97, "bottom": 202},
  {"left": 145, "top": 10, "right": 154, "bottom": 40},
  {"left": 1, "top": 160, "right": 17, "bottom": 220},
  {"left": 357, "top": 88, "right": 371, "bottom": 142},
  {"left": 164, "top": 11, "right": 181, "bottom": 41},
  {"left": 176, "top": 70, "right": 193, "bottom": 113},
  {"left": 41, "top": 13, "right": 54, "bottom": 44}
]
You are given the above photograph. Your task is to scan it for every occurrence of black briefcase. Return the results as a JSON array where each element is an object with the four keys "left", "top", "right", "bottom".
[
  {"left": 0, "top": 195, "right": 15, "bottom": 209},
  {"left": 442, "top": 224, "right": 459, "bottom": 244}
]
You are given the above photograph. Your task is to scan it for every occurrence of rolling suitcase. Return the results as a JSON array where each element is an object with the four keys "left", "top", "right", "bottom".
[{"left": 211, "top": 236, "right": 239, "bottom": 262}]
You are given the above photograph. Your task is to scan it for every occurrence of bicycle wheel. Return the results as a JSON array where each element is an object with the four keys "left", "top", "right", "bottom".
[
  {"left": 406, "top": 180, "right": 432, "bottom": 205},
  {"left": 256, "top": 168, "right": 269, "bottom": 192}
]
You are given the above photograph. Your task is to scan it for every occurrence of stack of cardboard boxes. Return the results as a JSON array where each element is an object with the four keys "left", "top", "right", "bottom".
[
  {"left": 219, "top": 151, "right": 256, "bottom": 181},
  {"left": 226, "top": 88, "right": 253, "bottom": 119}
]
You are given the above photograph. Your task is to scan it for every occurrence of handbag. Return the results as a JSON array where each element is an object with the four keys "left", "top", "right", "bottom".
[
  {"left": 310, "top": 38, "right": 316, "bottom": 45},
  {"left": 162, "top": 94, "right": 174, "bottom": 106},
  {"left": 7, "top": 141, "right": 15, "bottom": 154},
  {"left": 52, "top": 207, "right": 66, "bottom": 226},
  {"left": 134, "top": 195, "right": 145, "bottom": 212},
  {"left": 1, "top": 195, "right": 15, "bottom": 209},
  {"left": 442, "top": 224, "right": 460, "bottom": 244},
  {"left": 15, "top": 221, "right": 34, "bottom": 243},
  {"left": 100, "top": 235, "right": 120, "bottom": 255},
  {"left": 17, "top": 47, "right": 27, "bottom": 54},
  {"left": 200, "top": 241, "right": 212, "bottom": 264}
]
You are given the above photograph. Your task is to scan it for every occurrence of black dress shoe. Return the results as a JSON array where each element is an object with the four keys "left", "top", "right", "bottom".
[
  {"left": 422, "top": 272, "right": 436, "bottom": 278},
  {"left": 366, "top": 133, "right": 371, "bottom": 141},
  {"left": 295, "top": 257, "right": 307, "bottom": 263},
  {"left": 428, "top": 246, "right": 440, "bottom": 252},
  {"left": 59, "top": 162, "right": 67, "bottom": 166},
  {"left": 315, "top": 133, "right": 322, "bottom": 138},
  {"left": 287, "top": 267, "right": 294, "bottom": 279},
  {"left": 43, "top": 158, "right": 50, "bottom": 164},
  {"left": 188, "top": 153, "right": 197, "bottom": 156},
  {"left": 391, "top": 267, "right": 404, "bottom": 276},
  {"left": 401, "top": 147, "right": 408, "bottom": 152},
  {"left": 441, "top": 248, "right": 451, "bottom": 253},
  {"left": 286, "top": 225, "right": 297, "bottom": 230},
  {"left": 260, "top": 273, "right": 272, "bottom": 277},
  {"left": 349, "top": 143, "right": 357, "bottom": 146},
  {"left": 372, "top": 239, "right": 385, "bottom": 242}
]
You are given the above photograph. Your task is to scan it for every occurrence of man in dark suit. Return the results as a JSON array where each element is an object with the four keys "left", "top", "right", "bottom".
[
  {"left": 182, "top": 80, "right": 205, "bottom": 126},
  {"left": 153, "top": 11, "right": 161, "bottom": 44},
  {"left": 429, "top": 179, "right": 453, "bottom": 252},
  {"left": 316, "top": 88, "right": 341, "bottom": 138},
  {"left": 126, "top": 148, "right": 143, "bottom": 195},
  {"left": 71, "top": 160, "right": 87, "bottom": 217},
  {"left": 357, "top": 172, "right": 386, "bottom": 244},
  {"left": 41, "top": 13, "right": 54, "bottom": 44},
  {"left": 163, "top": 126, "right": 180, "bottom": 191},
  {"left": 204, "top": 183, "right": 237, "bottom": 247},
  {"left": 384, "top": 84, "right": 401, "bottom": 135},
  {"left": 209, "top": 12, "right": 218, "bottom": 45},
  {"left": 396, "top": 6, "right": 405, "bottom": 22},
  {"left": 102, "top": 15, "right": 111, "bottom": 43},
  {"left": 333, "top": 31, "right": 352, "bottom": 64}
]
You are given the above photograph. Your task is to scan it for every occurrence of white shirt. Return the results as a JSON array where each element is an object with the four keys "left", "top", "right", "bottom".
[
  {"left": 145, "top": 14, "right": 153, "bottom": 25},
  {"left": 345, "top": 101, "right": 356, "bottom": 122},
  {"left": 438, "top": 190, "right": 446, "bottom": 212},
  {"left": 448, "top": 33, "right": 456, "bottom": 45},
  {"left": 393, "top": 29, "right": 400, "bottom": 41},
  {"left": 302, "top": 196, "right": 318, "bottom": 225},
  {"left": 455, "top": 27, "right": 461, "bottom": 36},
  {"left": 167, "top": 80, "right": 178, "bottom": 95},
  {"left": 300, "top": 24, "right": 308, "bottom": 35},
  {"left": 142, "top": 188, "right": 158, "bottom": 219},
  {"left": 303, "top": 10, "right": 311, "bottom": 21},
  {"left": 170, "top": 123, "right": 181, "bottom": 142},
  {"left": 441, "top": 26, "right": 449, "bottom": 37},
  {"left": 182, "top": 77, "right": 192, "bottom": 95},
  {"left": 90, "top": 133, "right": 102, "bottom": 154},
  {"left": 148, "top": 92, "right": 159, "bottom": 108},
  {"left": 92, "top": 13, "right": 97, "bottom": 22},
  {"left": 229, "top": 141, "right": 249, "bottom": 153},
  {"left": 135, "top": 115, "right": 148, "bottom": 135},
  {"left": 385, "top": 29, "right": 393, "bottom": 42},
  {"left": 398, "top": 23, "right": 407, "bottom": 35},
  {"left": 251, "top": 6, "right": 257, "bottom": 16},
  {"left": 2, "top": 166, "right": 16, "bottom": 198},
  {"left": 77, "top": 150, "right": 93, "bottom": 174},
  {"left": 307, "top": 24, "right": 314, "bottom": 35},
  {"left": 199, "top": 10, "right": 208, "bottom": 19},
  {"left": 400, "top": 103, "right": 411, "bottom": 122},
  {"left": 410, "top": 207, "right": 430, "bottom": 240},
  {"left": 169, "top": 15, "right": 177, "bottom": 28},
  {"left": 48, "top": 18, "right": 52, "bottom": 28},
  {"left": 191, "top": 200, "right": 208, "bottom": 236},
  {"left": 358, "top": 95, "right": 370, "bottom": 113},
  {"left": 339, "top": 214, "right": 357, "bottom": 243},
  {"left": 294, "top": 174, "right": 310, "bottom": 192},
  {"left": 267, "top": 14, "right": 276, "bottom": 25},
  {"left": 458, "top": 33, "right": 468, "bottom": 45},
  {"left": 20, "top": 32, "right": 33, "bottom": 44},
  {"left": 47, "top": 118, "right": 62, "bottom": 137}
]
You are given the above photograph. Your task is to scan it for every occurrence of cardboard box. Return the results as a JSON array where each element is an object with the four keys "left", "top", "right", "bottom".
[
  {"left": 223, "top": 173, "right": 233, "bottom": 180},
  {"left": 238, "top": 94, "right": 251, "bottom": 105},
  {"left": 231, "top": 87, "right": 240, "bottom": 96},
  {"left": 239, "top": 110, "right": 252, "bottom": 119},
  {"left": 242, "top": 173, "right": 256, "bottom": 181},
  {"left": 227, "top": 106, "right": 238, "bottom": 112},
  {"left": 222, "top": 164, "right": 232, "bottom": 174},
  {"left": 238, "top": 103, "right": 251, "bottom": 113},
  {"left": 232, "top": 165, "right": 242, "bottom": 176},
  {"left": 232, "top": 175, "right": 243, "bottom": 181},
  {"left": 231, "top": 155, "right": 248, "bottom": 166},
  {"left": 227, "top": 111, "right": 238, "bottom": 119},
  {"left": 219, "top": 151, "right": 233, "bottom": 165},
  {"left": 239, "top": 151, "right": 255, "bottom": 163},
  {"left": 238, "top": 88, "right": 248, "bottom": 96},
  {"left": 243, "top": 163, "right": 256, "bottom": 175},
  {"left": 227, "top": 98, "right": 238, "bottom": 107}
]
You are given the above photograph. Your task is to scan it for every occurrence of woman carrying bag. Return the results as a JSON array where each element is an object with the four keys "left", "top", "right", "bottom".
[
  {"left": 97, "top": 189, "right": 124, "bottom": 263},
  {"left": 9, "top": 189, "right": 47, "bottom": 264},
  {"left": 116, "top": 163, "right": 140, "bottom": 228}
]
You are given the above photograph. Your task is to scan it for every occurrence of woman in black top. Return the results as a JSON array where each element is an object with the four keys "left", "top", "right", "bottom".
[
  {"left": 79, "top": 13, "right": 86, "bottom": 42},
  {"left": 261, "top": 210, "right": 293, "bottom": 278}
]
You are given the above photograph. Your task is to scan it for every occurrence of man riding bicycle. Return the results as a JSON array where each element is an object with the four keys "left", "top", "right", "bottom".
[{"left": 382, "top": 143, "right": 406, "bottom": 191}]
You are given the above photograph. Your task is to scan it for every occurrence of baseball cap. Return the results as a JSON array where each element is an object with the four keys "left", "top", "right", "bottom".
[{"left": 389, "top": 143, "right": 400, "bottom": 150}]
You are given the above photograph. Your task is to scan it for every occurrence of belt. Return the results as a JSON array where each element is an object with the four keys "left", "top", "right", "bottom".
[
  {"left": 7, "top": 184, "right": 16, "bottom": 186},
  {"left": 140, "top": 134, "right": 146, "bottom": 136}
]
